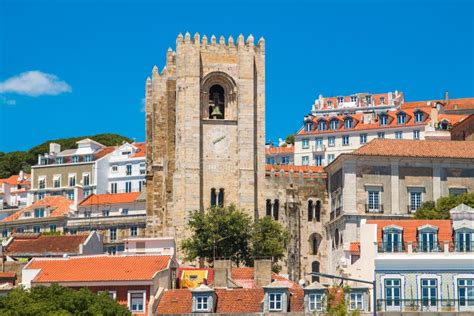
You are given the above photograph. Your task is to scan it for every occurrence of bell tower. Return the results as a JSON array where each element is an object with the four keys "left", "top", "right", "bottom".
[{"left": 145, "top": 33, "right": 266, "bottom": 245}]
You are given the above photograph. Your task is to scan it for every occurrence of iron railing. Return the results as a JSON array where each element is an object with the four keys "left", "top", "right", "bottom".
[
  {"left": 365, "top": 204, "right": 384, "bottom": 213},
  {"left": 377, "top": 299, "right": 474, "bottom": 312}
]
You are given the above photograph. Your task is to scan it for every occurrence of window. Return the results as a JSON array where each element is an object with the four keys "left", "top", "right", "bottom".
[
  {"left": 310, "top": 233, "right": 322, "bottom": 255},
  {"left": 337, "top": 97, "right": 344, "bottom": 104},
  {"left": 302, "top": 156, "right": 309, "bottom": 166},
  {"left": 418, "top": 230, "right": 438, "bottom": 252},
  {"left": 130, "top": 226, "right": 138, "bottom": 237},
  {"left": 395, "top": 131, "right": 403, "bottom": 139},
  {"left": 350, "top": 293, "right": 363, "bottom": 310},
  {"left": 84, "top": 155, "right": 92, "bottom": 162},
  {"left": 415, "top": 111, "right": 424, "bottom": 123},
  {"left": 409, "top": 191, "right": 422, "bottom": 212},
  {"left": 302, "top": 139, "right": 309, "bottom": 149},
  {"left": 305, "top": 122, "right": 313, "bottom": 132},
  {"left": 449, "top": 187, "right": 467, "bottom": 196},
  {"left": 210, "top": 188, "right": 225, "bottom": 208},
  {"left": 342, "top": 135, "right": 349, "bottom": 146},
  {"left": 49, "top": 224, "right": 56, "bottom": 232},
  {"left": 129, "top": 292, "right": 145, "bottom": 312},
  {"left": 110, "top": 228, "right": 117, "bottom": 241},
  {"left": 367, "top": 190, "right": 380, "bottom": 212},
  {"left": 380, "top": 96, "right": 385, "bottom": 104},
  {"left": 125, "top": 181, "right": 132, "bottom": 193},
  {"left": 455, "top": 231, "right": 473, "bottom": 252},
  {"left": 126, "top": 164, "right": 132, "bottom": 176},
  {"left": 365, "top": 95, "right": 372, "bottom": 105},
  {"left": 102, "top": 210, "right": 110, "bottom": 217},
  {"left": 458, "top": 279, "right": 474, "bottom": 308},
  {"left": 122, "top": 208, "right": 129, "bottom": 215},
  {"left": 84, "top": 211, "right": 91, "bottom": 218},
  {"left": 317, "top": 120, "right": 327, "bottom": 131},
  {"left": 35, "top": 208, "right": 45, "bottom": 218},
  {"left": 344, "top": 118, "right": 353, "bottom": 129},
  {"left": 218, "top": 188, "right": 224, "bottom": 207},
  {"left": 281, "top": 156, "right": 290, "bottom": 165},
  {"left": 196, "top": 296, "right": 209, "bottom": 311},
  {"left": 315, "top": 155, "right": 323, "bottom": 166},
  {"left": 413, "top": 130, "right": 420, "bottom": 139},
  {"left": 421, "top": 279, "right": 438, "bottom": 308},
  {"left": 110, "top": 182, "right": 117, "bottom": 194},
  {"left": 330, "top": 119, "right": 339, "bottom": 130},
  {"left": 67, "top": 190, "right": 74, "bottom": 200},
  {"left": 383, "top": 229, "right": 403, "bottom": 252},
  {"left": 56, "top": 157, "right": 63, "bottom": 164},
  {"left": 350, "top": 96, "right": 357, "bottom": 103},
  {"left": 315, "top": 137, "right": 323, "bottom": 149},
  {"left": 309, "top": 294, "right": 323, "bottom": 311},
  {"left": 68, "top": 175, "right": 76, "bottom": 187},
  {"left": 328, "top": 137, "right": 335, "bottom": 147},
  {"left": 384, "top": 279, "right": 401, "bottom": 308},
  {"left": 72, "top": 156, "right": 79, "bottom": 163},
  {"left": 360, "top": 134, "right": 367, "bottom": 144},
  {"left": 38, "top": 192, "right": 45, "bottom": 200},
  {"left": 38, "top": 177, "right": 46, "bottom": 189},
  {"left": 111, "top": 165, "right": 118, "bottom": 172},
  {"left": 397, "top": 113, "right": 406, "bottom": 124},
  {"left": 328, "top": 154, "right": 335, "bottom": 163},
  {"left": 377, "top": 132, "right": 385, "bottom": 139},
  {"left": 53, "top": 177, "right": 61, "bottom": 188},
  {"left": 16, "top": 227, "right": 24, "bottom": 233},
  {"left": 2, "top": 230, "right": 8, "bottom": 237},
  {"left": 269, "top": 293, "right": 283, "bottom": 311},
  {"left": 139, "top": 180, "right": 145, "bottom": 192},
  {"left": 83, "top": 174, "right": 90, "bottom": 186},
  {"left": 273, "top": 199, "right": 279, "bottom": 220},
  {"left": 440, "top": 120, "right": 450, "bottom": 130},
  {"left": 327, "top": 100, "right": 333, "bottom": 107},
  {"left": 33, "top": 226, "right": 41, "bottom": 233},
  {"left": 267, "top": 157, "right": 275, "bottom": 164},
  {"left": 24, "top": 211, "right": 31, "bottom": 218},
  {"left": 84, "top": 189, "right": 91, "bottom": 197},
  {"left": 379, "top": 115, "right": 388, "bottom": 126}
]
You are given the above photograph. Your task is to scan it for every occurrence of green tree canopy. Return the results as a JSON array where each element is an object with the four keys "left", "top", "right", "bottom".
[
  {"left": 414, "top": 192, "right": 474, "bottom": 219},
  {"left": 285, "top": 134, "right": 295, "bottom": 145},
  {"left": 0, "top": 284, "right": 131, "bottom": 316},
  {"left": 181, "top": 205, "right": 290, "bottom": 269}
]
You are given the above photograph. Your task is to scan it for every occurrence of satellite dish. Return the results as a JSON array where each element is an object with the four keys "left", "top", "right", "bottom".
[{"left": 298, "top": 279, "right": 306, "bottom": 287}]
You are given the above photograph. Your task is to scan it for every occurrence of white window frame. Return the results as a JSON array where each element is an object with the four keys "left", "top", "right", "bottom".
[
  {"left": 111, "top": 165, "right": 118, "bottom": 173},
  {"left": 195, "top": 295, "right": 209, "bottom": 312},
  {"left": 68, "top": 173, "right": 76, "bottom": 187},
  {"left": 328, "top": 154, "right": 335, "bottom": 163},
  {"left": 125, "top": 181, "right": 132, "bottom": 193},
  {"left": 349, "top": 292, "right": 364, "bottom": 311},
  {"left": 82, "top": 173, "right": 90, "bottom": 186},
  {"left": 38, "top": 176, "right": 46, "bottom": 189},
  {"left": 269, "top": 293, "right": 283, "bottom": 311},
  {"left": 302, "top": 138, "right": 309, "bottom": 149},
  {"left": 360, "top": 133, "right": 367, "bottom": 144},
  {"left": 381, "top": 274, "right": 405, "bottom": 311},
  {"left": 110, "top": 228, "right": 117, "bottom": 241},
  {"left": 367, "top": 190, "right": 381, "bottom": 212},
  {"left": 342, "top": 135, "right": 350, "bottom": 146},
  {"left": 417, "top": 275, "right": 440, "bottom": 311},
  {"left": 302, "top": 156, "right": 309, "bottom": 166},
  {"left": 128, "top": 290, "right": 146, "bottom": 313},
  {"left": 130, "top": 226, "right": 138, "bottom": 237},
  {"left": 308, "top": 293, "right": 324, "bottom": 311},
  {"left": 395, "top": 131, "right": 403, "bottom": 139},
  {"left": 315, "top": 155, "right": 323, "bottom": 166},
  {"left": 409, "top": 189, "right": 423, "bottom": 212},
  {"left": 110, "top": 182, "right": 117, "bottom": 194},
  {"left": 413, "top": 129, "right": 420, "bottom": 139},
  {"left": 328, "top": 136, "right": 335, "bottom": 147},
  {"left": 53, "top": 175, "right": 61, "bottom": 188},
  {"left": 454, "top": 274, "right": 474, "bottom": 311}
]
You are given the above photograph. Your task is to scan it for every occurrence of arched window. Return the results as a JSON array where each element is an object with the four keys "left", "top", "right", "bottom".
[
  {"left": 265, "top": 199, "right": 279, "bottom": 220},
  {"left": 305, "top": 122, "right": 313, "bottom": 132},
  {"left": 397, "top": 112, "right": 406, "bottom": 125},
  {"left": 414, "top": 111, "right": 424, "bottom": 123},
  {"left": 311, "top": 261, "right": 320, "bottom": 282},
  {"left": 273, "top": 199, "right": 279, "bottom": 221},
  {"left": 379, "top": 114, "right": 388, "bottom": 126},
  {"left": 334, "top": 228, "right": 340, "bottom": 248},
  {"left": 330, "top": 119, "right": 339, "bottom": 130},
  {"left": 317, "top": 120, "right": 327, "bottom": 131},
  {"left": 308, "top": 200, "right": 314, "bottom": 221},
  {"left": 440, "top": 120, "right": 450, "bottom": 130},
  {"left": 210, "top": 188, "right": 217, "bottom": 207},
  {"left": 315, "top": 201, "right": 321, "bottom": 222},
  {"left": 266, "top": 199, "right": 272, "bottom": 217},
  {"left": 344, "top": 117, "right": 353, "bottom": 129},
  {"left": 218, "top": 188, "right": 224, "bottom": 207},
  {"left": 208, "top": 85, "right": 225, "bottom": 119},
  {"left": 309, "top": 233, "right": 322, "bottom": 255}
]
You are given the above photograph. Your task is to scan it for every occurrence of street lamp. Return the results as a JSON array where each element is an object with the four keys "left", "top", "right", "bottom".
[{"left": 307, "top": 272, "right": 377, "bottom": 316}]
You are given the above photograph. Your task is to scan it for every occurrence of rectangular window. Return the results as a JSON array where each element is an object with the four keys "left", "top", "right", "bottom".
[
  {"left": 337, "top": 97, "right": 344, "bottom": 104},
  {"left": 129, "top": 292, "right": 145, "bottom": 312},
  {"left": 380, "top": 96, "right": 385, "bottom": 104},
  {"left": 419, "top": 231, "right": 437, "bottom": 252},
  {"left": 378, "top": 132, "right": 385, "bottom": 139},
  {"left": 53, "top": 176, "right": 61, "bottom": 188},
  {"left": 126, "top": 164, "right": 132, "bottom": 176},
  {"left": 350, "top": 293, "right": 363, "bottom": 310},
  {"left": 38, "top": 177, "right": 46, "bottom": 189},
  {"left": 384, "top": 231, "right": 403, "bottom": 252},
  {"left": 281, "top": 156, "right": 289, "bottom": 165},
  {"left": 125, "top": 181, "right": 132, "bottom": 193},
  {"left": 365, "top": 95, "right": 372, "bottom": 104},
  {"left": 342, "top": 135, "right": 349, "bottom": 146},
  {"left": 315, "top": 137, "right": 323, "bottom": 149},
  {"left": 112, "top": 165, "right": 118, "bottom": 172},
  {"left": 110, "top": 183, "right": 117, "bottom": 194},
  {"left": 328, "top": 154, "right": 335, "bottom": 163},
  {"left": 395, "top": 131, "right": 403, "bottom": 139},
  {"left": 415, "top": 112, "right": 424, "bottom": 123},
  {"left": 360, "top": 134, "right": 367, "bottom": 144},
  {"left": 84, "top": 155, "right": 92, "bottom": 162},
  {"left": 397, "top": 114, "right": 406, "bottom": 124},
  {"left": 37, "top": 192, "right": 45, "bottom": 200},
  {"left": 380, "top": 115, "right": 388, "bottom": 125},
  {"left": 130, "top": 226, "right": 138, "bottom": 237},
  {"left": 309, "top": 293, "right": 323, "bottom": 311},
  {"left": 56, "top": 157, "right": 63, "bottom": 164},
  {"left": 413, "top": 130, "right": 420, "bottom": 139},
  {"left": 24, "top": 211, "right": 31, "bottom": 217},
  {"left": 421, "top": 279, "right": 438, "bottom": 308},
  {"left": 83, "top": 174, "right": 90, "bottom": 186},
  {"left": 410, "top": 191, "right": 422, "bottom": 212},
  {"left": 350, "top": 96, "right": 357, "bottom": 103},
  {"left": 33, "top": 226, "right": 41, "bottom": 233},
  {"left": 384, "top": 279, "right": 401, "bottom": 307},
  {"left": 110, "top": 228, "right": 117, "bottom": 241},
  {"left": 2, "top": 230, "right": 8, "bottom": 237},
  {"left": 84, "top": 211, "right": 91, "bottom": 218},
  {"left": 455, "top": 231, "right": 473, "bottom": 252},
  {"left": 367, "top": 190, "right": 380, "bottom": 212},
  {"left": 458, "top": 279, "right": 474, "bottom": 307},
  {"left": 269, "top": 293, "right": 283, "bottom": 311},
  {"left": 35, "top": 208, "right": 45, "bottom": 218},
  {"left": 302, "top": 156, "right": 309, "bottom": 166},
  {"left": 315, "top": 155, "right": 323, "bottom": 166},
  {"left": 67, "top": 190, "right": 74, "bottom": 200},
  {"left": 302, "top": 139, "right": 309, "bottom": 149},
  {"left": 328, "top": 137, "right": 335, "bottom": 147},
  {"left": 196, "top": 296, "right": 209, "bottom": 311},
  {"left": 449, "top": 187, "right": 467, "bottom": 196},
  {"left": 103, "top": 210, "right": 110, "bottom": 217},
  {"left": 68, "top": 175, "right": 76, "bottom": 187},
  {"left": 72, "top": 156, "right": 79, "bottom": 163},
  {"left": 49, "top": 224, "right": 56, "bottom": 232},
  {"left": 139, "top": 180, "right": 143, "bottom": 192},
  {"left": 122, "top": 208, "right": 129, "bottom": 215},
  {"left": 84, "top": 189, "right": 91, "bottom": 197}
]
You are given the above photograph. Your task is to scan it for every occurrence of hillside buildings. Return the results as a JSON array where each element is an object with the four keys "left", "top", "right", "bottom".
[{"left": 0, "top": 172, "right": 30, "bottom": 210}]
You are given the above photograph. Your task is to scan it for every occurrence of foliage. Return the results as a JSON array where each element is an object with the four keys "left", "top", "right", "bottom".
[
  {"left": 285, "top": 134, "right": 295, "bottom": 145},
  {"left": 325, "top": 285, "right": 360, "bottom": 316},
  {"left": 0, "top": 284, "right": 131, "bottom": 316},
  {"left": 181, "top": 205, "right": 290, "bottom": 269},
  {"left": 414, "top": 192, "right": 474, "bottom": 219},
  {"left": 0, "top": 134, "right": 132, "bottom": 179},
  {"left": 181, "top": 204, "right": 253, "bottom": 266},
  {"left": 251, "top": 216, "right": 289, "bottom": 272}
]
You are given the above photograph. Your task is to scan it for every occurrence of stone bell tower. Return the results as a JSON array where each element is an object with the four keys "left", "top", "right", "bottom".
[{"left": 145, "top": 32, "right": 266, "bottom": 246}]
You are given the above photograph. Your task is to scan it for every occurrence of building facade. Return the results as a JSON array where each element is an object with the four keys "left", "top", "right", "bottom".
[{"left": 0, "top": 172, "right": 30, "bottom": 210}]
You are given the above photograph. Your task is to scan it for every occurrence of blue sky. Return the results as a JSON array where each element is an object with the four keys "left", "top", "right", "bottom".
[{"left": 0, "top": 0, "right": 473, "bottom": 152}]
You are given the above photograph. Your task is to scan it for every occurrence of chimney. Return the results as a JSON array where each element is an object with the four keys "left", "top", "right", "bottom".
[
  {"left": 213, "top": 259, "right": 231, "bottom": 288},
  {"left": 49, "top": 143, "right": 61, "bottom": 155},
  {"left": 430, "top": 105, "right": 439, "bottom": 128},
  {"left": 73, "top": 184, "right": 84, "bottom": 211},
  {"left": 254, "top": 259, "right": 272, "bottom": 287}
]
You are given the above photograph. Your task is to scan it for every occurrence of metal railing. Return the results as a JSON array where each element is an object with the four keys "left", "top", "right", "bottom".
[
  {"left": 407, "top": 205, "right": 420, "bottom": 214},
  {"left": 365, "top": 204, "right": 384, "bottom": 214},
  {"left": 377, "top": 299, "right": 474, "bottom": 312},
  {"left": 377, "top": 242, "right": 405, "bottom": 253},
  {"left": 412, "top": 241, "right": 444, "bottom": 253},
  {"left": 451, "top": 241, "right": 474, "bottom": 252}
]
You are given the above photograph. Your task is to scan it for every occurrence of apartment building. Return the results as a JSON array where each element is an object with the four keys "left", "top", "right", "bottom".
[
  {"left": 29, "top": 139, "right": 114, "bottom": 203},
  {"left": 0, "top": 171, "right": 30, "bottom": 209},
  {"left": 265, "top": 144, "right": 294, "bottom": 165},
  {"left": 324, "top": 139, "right": 474, "bottom": 276}
]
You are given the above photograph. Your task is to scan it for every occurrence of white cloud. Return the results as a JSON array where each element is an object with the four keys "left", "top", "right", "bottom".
[{"left": 0, "top": 71, "right": 71, "bottom": 97}]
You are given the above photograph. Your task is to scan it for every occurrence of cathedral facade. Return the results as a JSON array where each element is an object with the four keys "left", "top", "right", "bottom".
[{"left": 145, "top": 33, "right": 328, "bottom": 282}]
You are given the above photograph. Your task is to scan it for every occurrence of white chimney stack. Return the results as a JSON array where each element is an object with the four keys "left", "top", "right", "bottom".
[{"left": 49, "top": 143, "right": 61, "bottom": 155}]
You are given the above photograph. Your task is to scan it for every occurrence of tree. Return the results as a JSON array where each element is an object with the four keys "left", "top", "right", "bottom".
[
  {"left": 252, "top": 216, "right": 289, "bottom": 272},
  {"left": 414, "top": 192, "right": 474, "bottom": 219},
  {"left": 0, "top": 284, "right": 131, "bottom": 315},
  {"left": 285, "top": 134, "right": 295, "bottom": 145},
  {"left": 181, "top": 205, "right": 253, "bottom": 266}
]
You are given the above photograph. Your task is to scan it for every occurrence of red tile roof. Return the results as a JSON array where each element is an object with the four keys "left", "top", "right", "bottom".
[
  {"left": 0, "top": 272, "right": 16, "bottom": 278},
  {"left": 94, "top": 146, "right": 115, "bottom": 160},
  {"left": 5, "top": 234, "right": 89, "bottom": 256},
  {"left": 79, "top": 192, "right": 141, "bottom": 206},
  {"left": 265, "top": 146, "right": 294, "bottom": 154},
  {"left": 130, "top": 142, "right": 146, "bottom": 158},
  {"left": 367, "top": 219, "right": 453, "bottom": 245},
  {"left": 349, "top": 242, "right": 361, "bottom": 254},
  {"left": 156, "top": 289, "right": 192, "bottom": 314},
  {"left": 404, "top": 97, "right": 474, "bottom": 111},
  {"left": 27, "top": 255, "right": 172, "bottom": 283},
  {"left": 215, "top": 288, "right": 264, "bottom": 313},
  {"left": 266, "top": 164, "right": 326, "bottom": 178},
  {"left": 351, "top": 139, "right": 474, "bottom": 159},
  {"left": 1, "top": 196, "right": 73, "bottom": 222},
  {"left": 0, "top": 174, "right": 30, "bottom": 186}
]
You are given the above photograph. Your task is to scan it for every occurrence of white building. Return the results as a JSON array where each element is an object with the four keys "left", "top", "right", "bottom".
[{"left": 0, "top": 172, "right": 30, "bottom": 210}]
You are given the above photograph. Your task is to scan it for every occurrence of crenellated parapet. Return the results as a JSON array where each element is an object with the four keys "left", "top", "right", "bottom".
[{"left": 175, "top": 32, "right": 265, "bottom": 54}]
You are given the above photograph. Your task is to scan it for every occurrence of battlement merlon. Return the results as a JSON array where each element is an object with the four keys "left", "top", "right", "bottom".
[{"left": 175, "top": 32, "right": 265, "bottom": 54}]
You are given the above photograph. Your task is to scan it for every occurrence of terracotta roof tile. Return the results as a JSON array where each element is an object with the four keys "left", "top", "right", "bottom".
[
  {"left": 155, "top": 289, "right": 192, "bottom": 314},
  {"left": 366, "top": 219, "right": 452, "bottom": 245},
  {"left": 79, "top": 192, "right": 141, "bottom": 206},
  {"left": 215, "top": 288, "right": 264, "bottom": 313},
  {"left": 265, "top": 146, "right": 294, "bottom": 154},
  {"left": 351, "top": 139, "right": 474, "bottom": 159},
  {"left": 404, "top": 97, "right": 474, "bottom": 111},
  {"left": 27, "top": 255, "right": 172, "bottom": 283},
  {"left": 94, "top": 146, "right": 115, "bottom": 160},
  {"left": 6, "top": 234, "right": 89, "bottom": 256},
  {"left": 130, "top": 142, "right": 146, "bottom": 158},
  {"left": 349, "top": 242, "right": 361, "bottom": 254},
  {"left": 0, "top": 174, "right": 31, "bottom": 186},
  {"left": 0, "top": 272, "right": 16, "bottom": 278},
  {"left": 1, "top": 196, "right": 73, "bottom": 222}
]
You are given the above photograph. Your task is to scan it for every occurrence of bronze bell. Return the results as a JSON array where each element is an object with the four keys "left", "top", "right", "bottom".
[{"left": 210, "top": 105, "right": 223, "bottom": 119}]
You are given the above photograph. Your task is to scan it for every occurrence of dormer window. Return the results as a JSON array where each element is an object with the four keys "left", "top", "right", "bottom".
[
  {"left": 337, "top": 97, "right": 344, "bottom": 104},
  {"left": 34, "top": 208, "right": 45, "bottom": 218},
  {"left": 269, "top": 293, "right": 283, "bottom": 311},
  {"left": 84, "top": 155, "right": 92, "bottom": 162},
  {"left": 350, "top": 96, "right": 357, "bottom": 103},
  {"left": 418, "top": 225, "right": 438, "bottom": 252},
  {"left": 365, "top": 95, "right": 372, "bottom": 105},
  {"left": 380, "top": 96, "right": 385, "bottom": 104},
  {"left": 397, "top": 112, "right": 406, "bottom": 125},
  {"left": 72, "top": 156, "right": 79, "bottom": 163},
  {"left": 56, "top": 157, "right": 63, "bottom": 164},
  {"left": 327, "top": 101, "right": 333, "bottom": 108},
  {"left": 379, "top": 114, "right": 388, "bottom": 126},
  {"left": 330, "top": 119, "right": 339, "bottom": 130},
  {"left": 305, "top": 122, "right": 313, "bottom": 132},
  {"left": 439, "top": 120, "right": 450, "bottom": 130},
  {"left": 195, "top": 296, "right": 209, "bottom": 312},
  {"left": 317, "top": 120, "right": 327, "bottom": 131},
  {"left": 344, "top": 118, "right": 353, "bottom": 129},
  {"left": 455, "top": 229, "right": 473, "bottom": 252},
  {"left": 309, "top": 293, "right": 324, "bottom": 311},
  {"left": 191, "top": 285, "right": 214, "bottom": 313},
  {"left": 414, "top": 111, "right": 424, "bottom": 123},
  {"left": 382, "top": 226, "right": 403, "bottom": 252}
]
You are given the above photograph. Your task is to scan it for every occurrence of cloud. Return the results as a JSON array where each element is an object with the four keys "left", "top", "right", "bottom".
[
  {"left": 0, "top": 71, "right": 71, "bottom": 97},
  {"left": 140, "top": 97, "right": 146, "bottom": 112}
]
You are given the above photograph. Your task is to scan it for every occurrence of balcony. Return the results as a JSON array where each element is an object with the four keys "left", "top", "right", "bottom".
[
  {"left": 377, "top": 299, "right": 474, "bottom": 313},
  {"left": 377, "top": 242, "right": 405, "bottom": 253},
  {"left": 377, "top": 241, "right": 474, "bottom": 253},
  {"left": 312, "top": 145, "right": 326, "bottom": 153},
  {"left": 330, "top": 207, "right": 342, "bottom": 220},
  {"left": 365, "top": 204, "right": 384, "bottom": 214}
]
